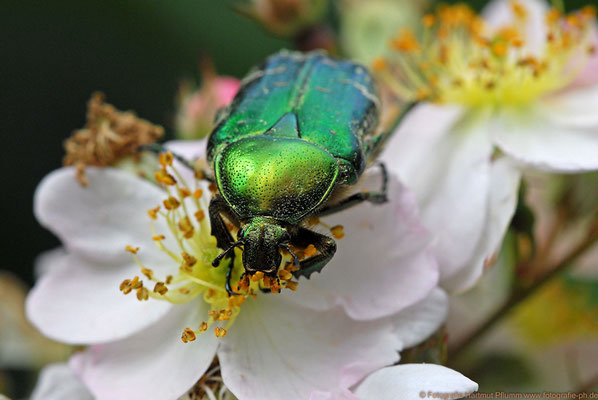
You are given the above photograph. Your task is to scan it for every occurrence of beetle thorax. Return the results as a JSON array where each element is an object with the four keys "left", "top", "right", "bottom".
[{"left": 215, "top": 135, "right": 340, "bottom": 224}]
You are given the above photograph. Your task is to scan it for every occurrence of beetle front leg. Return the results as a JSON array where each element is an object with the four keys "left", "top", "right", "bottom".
[
  {"left": 316, "top": 162, "right": 388, "bottom": 217},
  {"left": 291, "top": 228, "right": 337, "bottom": 279},
  {"left": 209, "top": 195, "right": 241, "bottom": 296}
]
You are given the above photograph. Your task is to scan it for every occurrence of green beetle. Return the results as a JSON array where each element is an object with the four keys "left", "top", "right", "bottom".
[{"left": 207, "top": 50, "right": 394, "bottom": 294}]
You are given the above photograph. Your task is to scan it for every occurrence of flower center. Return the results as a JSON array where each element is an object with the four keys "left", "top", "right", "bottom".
[
  {"left": 118, "top": 152, "right": 302, "bottom": 342},
  {"left": 374, "top": 2, "right": 596, "bottom": 108}
]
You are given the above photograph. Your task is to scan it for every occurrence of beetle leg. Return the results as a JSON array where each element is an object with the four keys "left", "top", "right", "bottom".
[
  {"left": 315, "top": 162, "right": 388, "bottom": 217},
  {"left": 225, "top": 254, "right": 238, "bottom": 296},
  {"left": 140, "top": 143, "right": 214, "bottom": 183},
  {"left": 209, "top": 195, "right": 242, "bottom": 296},
  {"left": 208, "top": 195, "right": 239, "bottom": 250},
  {"left": 291, "top": 228, "right": 337, "bottom": 279}
]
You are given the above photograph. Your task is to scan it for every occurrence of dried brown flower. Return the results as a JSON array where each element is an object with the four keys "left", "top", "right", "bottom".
[{"left": 63, "top": 92, "right": 164, "bottom": 185}]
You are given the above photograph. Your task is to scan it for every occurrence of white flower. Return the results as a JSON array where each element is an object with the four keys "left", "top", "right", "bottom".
[
  {"left": 27, "top": 141, "right": 442, "bottom": 399},
  {"left": 379, "top": 0, "right": 598, "bottom": 291},
  {"left": 32, "top": 290, "right": 473, "bottom": 400}
]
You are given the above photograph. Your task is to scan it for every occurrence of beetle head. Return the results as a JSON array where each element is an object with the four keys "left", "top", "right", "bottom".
[{"left": 238, "top": 217, "right": 289, "bottom": 276}]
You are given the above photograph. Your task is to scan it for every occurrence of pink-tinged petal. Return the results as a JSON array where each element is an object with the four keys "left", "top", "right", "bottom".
[
  {"left": 31, "top": 363, "right": 93, "bottom": 400},
  {"left": 568, "top": 28, "right": 598, "bottom": 89},
  {"left": 392, "top": 288, "right": 448, "bottom": 349},
  {"left": 540, "top": 85, "right": 598, "bottom": 129},
  {"left": 310, "top": 389, "right": 358, "bottom": 400},
  {"left": 34, "top": 167, "right": 172, "bottom": 267},
  {"left": 443, "top": 158, "right": 521, "bottom": 292},
  {"left": 353, "top": 364, "right": 478, "bottom": 400},
  {"left": 492, "top": 107, "right": 598, "bottom": 172},
  {"left": 214, "top": 77, "right": 241, "bottom": 106},
  {"left": 482, "top": 0, "right": 549, "bottom": 56},
  {"left": 165, "top": 139, "right": 207, "bottom": 162},
  {"left": 381, "top": 104, "right": 494, "bottom": 285},
  {"left": 218, "top": 296, "right": 400, "bottom": 400},
  {"left": 26, "top": 251, "right": 172, "bottom": 344},
  {"left": 70, "top": 301, "right": 218, "bottom": 400},
  {"left": 286, "top": 173, "right": 438, "bottom": 320}
]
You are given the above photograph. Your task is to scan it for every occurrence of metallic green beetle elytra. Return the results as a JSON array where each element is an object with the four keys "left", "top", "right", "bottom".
[{"left": 206, "top": 50, "right": 394, "bottom": 295}]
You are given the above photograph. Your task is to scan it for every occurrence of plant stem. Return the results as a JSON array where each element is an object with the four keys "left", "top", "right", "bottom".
[{"left": 449, "top": 215, "right": 598, "bottom": 362}]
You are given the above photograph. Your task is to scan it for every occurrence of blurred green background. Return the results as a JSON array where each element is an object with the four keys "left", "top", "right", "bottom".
[{"left": 1, "top": 0, "right": 588, "bottom": 286}]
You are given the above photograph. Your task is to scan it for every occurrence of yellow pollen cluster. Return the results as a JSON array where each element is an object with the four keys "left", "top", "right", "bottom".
[
  {"left": 119, "top": 152, "right": 307, "bottom": 342},
  {"left": 373, "top": 2, "right": 597, "bottom": 107}
]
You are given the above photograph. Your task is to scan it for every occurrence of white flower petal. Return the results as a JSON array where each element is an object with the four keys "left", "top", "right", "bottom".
[
  {"left": 310, "top": 389, "right": 358, "bottom": 400},
  {"left": 539, "top": 85, "right": 598, "bottom": 129},
  {"left": 442, "top": 158, "right": 521, "bottom": 292},
  {"left": 165, "top": 140, "right": 209, "bottom": 184},
  {"left": 70, "top": 301, "right": 218, "bottom": 400},
  {"left": 392, "top": 288, "right": 448, "bottom": 349},
  {"left": 492, "top": 107, "right": 598, "bottom": 172},
  {"left": 34, "top": 167, "right": 172, "bottom": 267},
  {"left": 482, "top": 0, "right": 549, "bottom": 56},
  {"left": 287, "top": 174, "right": 438, "bottom": 320},
  {"left": 381, "top": 104, "right": 494, "bottom": 285},
  {"left": 30, "top": 363, "right": 93, "bottom": 400},
  {"left": 165, "top": 139, "right": 207, "bottom": 161},
  {"left": 218, "top": 296, "right": 401, "bottom": 400},
  {"left": 353, "top": 364, "right": 478, "bottom": 400},
  {"left": 26, "top": 251, "right": 172, "bottom": 344}
]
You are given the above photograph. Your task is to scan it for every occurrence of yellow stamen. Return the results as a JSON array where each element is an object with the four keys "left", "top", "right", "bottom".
[
  {"left": 125, "top": 245, "right": 139, "bottom": 254},
  {"left": 214, "top": 327, "right": 227, "bottom": 338},
  {"left": 331, "top": 225, "right": 345, "bottom": 239},
  {"left": 181, "top": 328, "right": 196, "bottom": 343},
  {"left": 376, "top": 3, "right": 595, "bottom": 107},
  {"left": 158, "top": 152, "right": 174, "bottom": 167}
]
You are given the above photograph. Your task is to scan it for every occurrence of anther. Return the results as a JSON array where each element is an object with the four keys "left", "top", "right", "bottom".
[
  {"left": 163, "top": 197, "right": 180, "bottom": 210},
  {"left": 152, "top": 235, "right": 165, "bottom": 241},
  {"left": 155, "top": 169, "right": 176, "bottom": 186},
  {"left": 119, "top": 279, "right": 132, "bottom": 294},
  {"left": 182, "top": 252, "right": 198, "bottom": 268},
  {"left": 199, "top": 322, "right": 208, "bottom": 332},
  {"left": 178, "top": 217, "right": 195, "bottom": 239},
  {"left": 251, "top": 271, "right": 264, "bottom": 282},
  {"left": 147, "top": 206, "right": 160, "bottom": 220},
  {"left": 278, "top": 269, "right": 292, "bottom": 281},
  {"left": 178, "top": 187, "right": 191, "bottom": 198},
  {"left": 214, "top": 327, "right": 227, "bottom": 338},
  {"left": 141, "top": 267, "right": 154, "bottom": 280},
  {"left": 136, "top": 287, "right": 149, "bottom": 301},
  {"left": 330, "top": 225, "right": 345, "bottom": 239},
  {"left": 194, "top": 210, "right": 205, "bottom": 222},
  {"left": 181, "top": 328, "right": 196, "bottom": 343},
  {"left": 130, "top": 276, "right": 142, "bottom": 289},
  {"left": 125, "top": 245, "right": 139, "bottom": 254},
  {"left": 285, "top": 281, "right": 298, "bottom": 291},
  {"left": 193, "top": 189, "right": 203, "bottom": 199},
  {"left": 158, "top": 152, "right": 174, "bottom": 167},
  {"left": 305, "top": 244, "right": 317, "bottom": 258},
  {"left": 153, "top": 282, "right": 168, "bottom": 295}
]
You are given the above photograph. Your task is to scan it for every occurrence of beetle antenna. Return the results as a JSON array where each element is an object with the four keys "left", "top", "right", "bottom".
[
  {"left": 280, "top": 244, "right": 300, "bottom": 269},
  {"left": 212, "top": 240, "right": 243, "bottom": 267}
]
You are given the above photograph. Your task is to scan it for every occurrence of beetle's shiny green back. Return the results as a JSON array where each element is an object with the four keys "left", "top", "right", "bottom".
[
  {"left": 215, "top": 135, "right": 339, "bottom": 223},
  {"left": 207, "top": 50, "right": 380, "bottom": 184}
]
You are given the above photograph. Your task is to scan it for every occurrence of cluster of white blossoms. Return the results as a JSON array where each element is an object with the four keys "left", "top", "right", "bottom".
[{"left": 25, "top": 0, "right": 598, "bottom": 398}]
